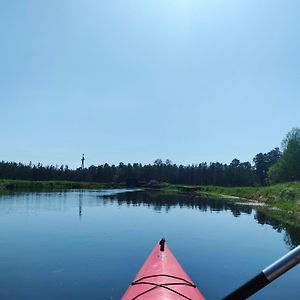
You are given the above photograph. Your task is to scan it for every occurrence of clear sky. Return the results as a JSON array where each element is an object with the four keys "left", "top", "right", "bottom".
[{"left": 1, "top": 0, "right": 300, "bottom": 168}]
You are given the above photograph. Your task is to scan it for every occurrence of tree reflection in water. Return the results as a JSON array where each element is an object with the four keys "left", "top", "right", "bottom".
[
  {"left": 254, "top": 210, "right": 300, "bottom": 248},
  {"left": 100, "top": 191, "right": 300, "bottom": 249}
]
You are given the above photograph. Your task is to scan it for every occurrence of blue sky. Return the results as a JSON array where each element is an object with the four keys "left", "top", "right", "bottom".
[{"left": 1, "top": 0, "right": 300, "bottom": 168}]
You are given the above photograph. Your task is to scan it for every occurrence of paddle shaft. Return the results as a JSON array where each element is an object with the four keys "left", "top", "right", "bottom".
[{"left": 223, "top": 245, "right": 300, "bottom": 300}]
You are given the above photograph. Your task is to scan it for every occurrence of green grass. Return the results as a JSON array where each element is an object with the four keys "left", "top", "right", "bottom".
[
  {"left": 2, "top": 179, "right": 300, "bottom": 225},
  {"left": 159, "top": 182, "right": 300, "bottom": 220},
  {"left": 0, "top": 179, "right": 108, "bottom": 192},
  {"left": 161, "top": 182, "right": 300, "bottom": 200},
  {"left": 201, "top": 183, "right": 300, "bottom": 204}
]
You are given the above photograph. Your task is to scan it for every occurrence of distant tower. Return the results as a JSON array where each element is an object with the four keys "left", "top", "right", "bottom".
[{"left": 81, "top": 154, "right": 85, "bottom": 169}]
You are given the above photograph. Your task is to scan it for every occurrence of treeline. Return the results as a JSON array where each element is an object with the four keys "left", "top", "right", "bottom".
[
  {"left": 268, "top": 128, "right": 300, "bottom": 184},
  {"left": 0, "top": 151, "right": 280, "bottom": 187},
  {"left": 1, "top": 128, "right": 299, "bottom": 187}
]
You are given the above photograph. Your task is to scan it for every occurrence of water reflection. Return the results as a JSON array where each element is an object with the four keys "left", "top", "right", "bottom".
[
  {"left": 254, "top": 210, "right": 300, "bottom": 248},
  {"left": 0, "top": 192, "right": 69, "bottom": 214},
  {"left": 79, "top": 193, "right": 82, "bottom": 219},
  {"left": 0, "top": 190, "right": 299, "bottom": 248},
  {"left": 1, "top": 189, "right": 299, "bottom": 300},
  {"left": 101, "top": 191, "right": 254, "bottom": 216},
  {"left": 100, "top": 191, "right": 300, "bottom": 248},
  {"left": 0, "top": 189, "right": 134, "bottom": 216}
]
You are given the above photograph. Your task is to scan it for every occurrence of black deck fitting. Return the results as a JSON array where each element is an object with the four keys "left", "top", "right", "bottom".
[{"left": 159, "top": 238, "right": 166, "bottom": 251}]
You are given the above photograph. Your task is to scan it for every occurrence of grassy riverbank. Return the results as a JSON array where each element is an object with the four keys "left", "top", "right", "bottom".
[
  {"left": 159, "top": 182, "right": 300, "bottom": 224},
  {"left": 0, "top": 179, "right": 108, "bottom": 191},
  {"left": 1, "top": 179, "right": 299, "bottom": 226}
]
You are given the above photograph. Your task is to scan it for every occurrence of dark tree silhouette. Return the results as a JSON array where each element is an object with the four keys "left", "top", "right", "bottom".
[
  {"left": 0, "top": 132, "right": 290, "bottom": 189},
  {"left": 0, "top": 158, "right": 257, "bottom": 186},
  {"left": 253, "top": 148, "right": 281, "bottom": 185}
]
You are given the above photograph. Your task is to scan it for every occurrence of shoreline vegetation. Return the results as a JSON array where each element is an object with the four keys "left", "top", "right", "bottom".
[
  {"left": 158, "top": 182, "right": 300, "bottom": 226},
  {"left": 1, "top": 179, "right": 299, "bottom": 225},
  {"left": 0, "top": 179, "right": 112, "bottom": 191}
]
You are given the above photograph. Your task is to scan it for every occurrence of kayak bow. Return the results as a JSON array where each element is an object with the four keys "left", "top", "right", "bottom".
[{"left": 122, "top": 239, "right": 205, "bottom": 300}]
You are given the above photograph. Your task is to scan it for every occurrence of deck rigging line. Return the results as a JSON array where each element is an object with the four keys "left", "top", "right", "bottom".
[{"left": 131, "top": 274, "right": 197, "bottom": 300}]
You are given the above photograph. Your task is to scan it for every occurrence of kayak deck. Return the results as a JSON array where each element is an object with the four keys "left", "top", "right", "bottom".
[{"left": 122, "top": 239, "right": 205, "bottom": 300}]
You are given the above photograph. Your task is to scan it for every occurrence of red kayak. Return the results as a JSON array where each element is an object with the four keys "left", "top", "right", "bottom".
[{"left": 122, "top": 239, "right": 205, "bottom": 300}]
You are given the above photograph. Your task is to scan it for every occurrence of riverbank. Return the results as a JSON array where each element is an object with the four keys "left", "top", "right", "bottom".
[
  {"left": 0, "top": 179, "right": 110, "bottom": 191},
  {"left": 159, "top": 182, "right": 300, "bottom": 225},
  {"left": 1, "top": 179, "right": 299, "bottom": 226}
]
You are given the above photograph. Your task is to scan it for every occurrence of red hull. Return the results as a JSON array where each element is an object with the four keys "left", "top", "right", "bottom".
[{"left": 122, "top": 240, "right": 205, "bottom": 300}]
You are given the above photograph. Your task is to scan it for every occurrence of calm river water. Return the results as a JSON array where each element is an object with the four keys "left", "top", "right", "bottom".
[{"left": 0, "top": 189, "right": 299, "bottom": 299}]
